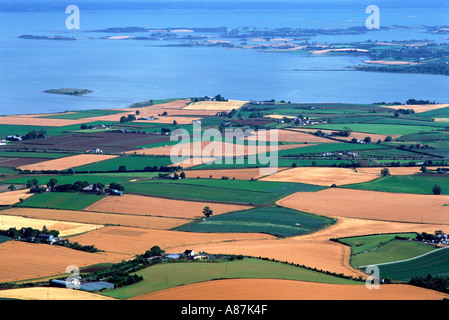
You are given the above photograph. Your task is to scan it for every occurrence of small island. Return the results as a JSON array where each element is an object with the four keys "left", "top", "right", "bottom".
[{"left": 43, "top": 88, "right": 93, "bottom": 96}]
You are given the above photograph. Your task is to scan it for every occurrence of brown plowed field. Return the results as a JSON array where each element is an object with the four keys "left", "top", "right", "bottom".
[
  {"left": 277, "top": 188, "right": 449, "bottom": 224},
  {"left": 0, "top": 241, "right": 127, "bottom": 283},
  {"left": 84, "top": 194, "right": 252, "bottom": 219},
  {"left": 17, "top": 154, "right": 118, "bottom": 171},
  {"left": 69, "top": 226, "right": 275, "bottom": 256},
  {"left": 131, "top": 278, "right": 449, "bottom": 300},
  {"left": 260, "top": 167, "right": 379, "bottom": 186},
  {"left": 0, "top": 157, "right": 51, "bottom": 168},
  {"left": 0, "top": 207, "right": 188, "bottom": 230},
  {"left": 8, "top": 132, "right": 171, "bottom": 153}
]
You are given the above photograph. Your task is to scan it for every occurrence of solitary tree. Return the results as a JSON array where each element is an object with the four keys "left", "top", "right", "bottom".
[
  {"left": 381, "top": 168, "right": 390, "bottom": 176},
  {"left": 203, "top": 206, "right": 213, "bottom": 218},
  {"left": 180, "top": 172, "right": 186, "bottom": 179},
  {"left": 433, "top": 184, "right": 442, "bottom": 195}
]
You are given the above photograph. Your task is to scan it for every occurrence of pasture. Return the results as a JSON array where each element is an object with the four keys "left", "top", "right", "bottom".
[
  {"left": 177, "top": 206, "right": 333, "bottom": 237},
  {"left": 124, "top": 179, "right": 325, "bottom": 205},
  {"left": 359, "top": 247, "right": 449, "bottom": 281},
  {"left": 17, "top": 192, "right": 103, "bottom": 211},
  {"left": 103, "top": 258, "right": 360, "bottom": 300},
  {"left": 344, "top": 174, "right": 449, "bottom": 195}
]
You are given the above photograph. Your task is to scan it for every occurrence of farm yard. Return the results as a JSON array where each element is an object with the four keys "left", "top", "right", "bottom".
[{"left": 1, "top": 97, "right": 449, "bottom": 301}]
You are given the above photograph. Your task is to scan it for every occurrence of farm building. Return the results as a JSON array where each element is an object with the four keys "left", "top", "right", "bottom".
[
  {"left": 109, "top": 189, "right": 123, "bottom": 196},
  {"left": 50, "top": 279, "right": 114, "bottom": 292}
]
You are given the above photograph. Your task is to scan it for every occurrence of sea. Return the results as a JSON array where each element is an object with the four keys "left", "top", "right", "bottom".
[{"left": 0, "top": 3, "right": 448, "bottom": 115}]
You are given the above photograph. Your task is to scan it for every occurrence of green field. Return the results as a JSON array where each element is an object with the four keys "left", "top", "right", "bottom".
[
  {"left": 277, "top": 142, "right": 388, "bottom": 157},
  {"left": 312, "top": 123, "right": 439, "bottom": 136},
  {"left": 72, "top": 155, "right": 174, "bottom": 172},
  {"left": 343, "top": 174, "right": 449, "bottom": 195},
  {"left": 0, "top": 235, "right": 11, "bottom": 244},
  {"left": 124, "top": 179, "right": 325, "bottom": 205},
  {"left": 337, "top": 233, "right": 418, "bottom": 255},
  {"left": 177, "top": 206, "right": 333, "bottom": 237},
  {"left": 102, "top": 258, "right": 362, "bottom": 299},
  {"left": 359, "top": 247, "right": 449, "bottom": 281},
  {"left": 2, "top": 174, "right": 134, "bottom": 186},
  {"left": 352, "top": 240, "right": 436, "bottom": 269},
  {"left": 0, "top": 151, "right": 72, "bottom": 159},
  {"left": 17, "top": 192, "right": 103, "bottom": 210}
]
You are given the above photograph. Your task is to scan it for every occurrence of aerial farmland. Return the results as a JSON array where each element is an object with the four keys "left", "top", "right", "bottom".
[
  {"left": 1, "top": 1, "right": 449, "bottom": 309},
  {"left": 0, "top": 96, "right": 448, "bottom": 303}
]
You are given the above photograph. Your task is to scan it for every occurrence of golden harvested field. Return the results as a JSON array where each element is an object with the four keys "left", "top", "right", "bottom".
[
  {"left": 434, "top": 118, "right": 449, "bottom": 122},
  {"left": 260, "top": 167, "right": 380, "bottom": 186},
  {"left": 0, "top": 189, "right": 34, "bottom": 205},
  {"left": 131, "top": 278, "right": 449, "bottom": 300},
  {"left": 381, "top": 104, "right": 449, "bottom": 113},
  {"left": 126, "top": 141, "right": 309, "bottom": 157},
  {"left": 69, "top": 226, "right": 275, "bottom": 256},
  {"left": 0, "top": 241, "right": 127, "bottom": 283},
  {"left": 167, "top": 216, "right": 447, "bottom": 278},
  {"left": 182, "top": 100, "right": 249, "bottom": 111},
  {"left": 247, "top": 129, "right": 339, "bottom": 143},
  {"left": 0, "top": 214, "right": 102, "bottom": 237},
  {"left": 84, "top": 194, "right": 253, "bottom": 219},
  {"left": 0, "top": 207, "right": 187, "bottom": 230},
  {"left": 300, "top": 216, "right": 447, "bottom": 242},
  {"left": 356, "top": 166, "right": 447, "bottom": 176},
  {"left": 277, "top": 188, "right": 449, "bottom": 224},
  {"left": 17, "top": 154, "right": 118, "bottom": 171},
  {"left": 170, "top": 156, "right": 217, "bottom": 168},
  {"left": 0, "top": 287, "right": 116, "bottom": 300}
]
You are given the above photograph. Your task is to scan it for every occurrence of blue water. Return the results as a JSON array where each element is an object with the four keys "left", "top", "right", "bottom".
[{"left": 0, "top": 6, "right": 448, "bottom": 115}]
